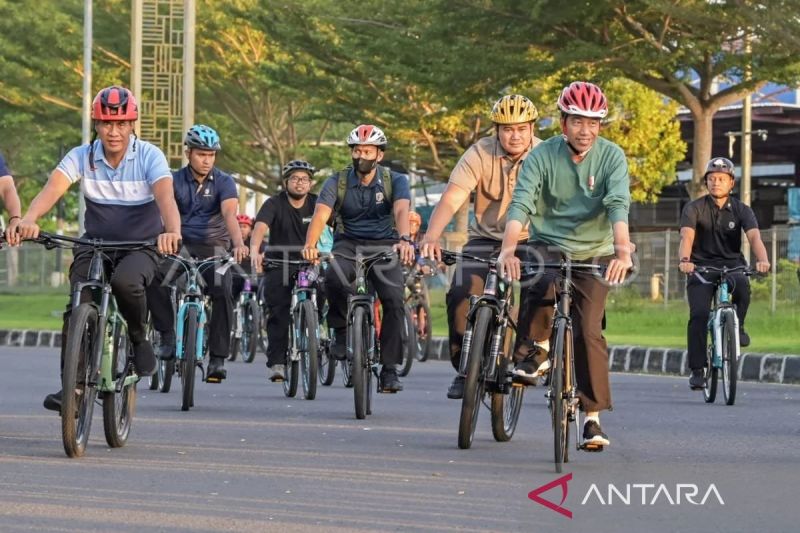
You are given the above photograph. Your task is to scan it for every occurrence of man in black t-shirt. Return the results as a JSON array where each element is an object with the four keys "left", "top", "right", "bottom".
[
  {"left": 250, "top": 160, "right": 317, "bottom": 382},
  {"left": 678, "top": 157, "right": 771, "bottom": 390}
]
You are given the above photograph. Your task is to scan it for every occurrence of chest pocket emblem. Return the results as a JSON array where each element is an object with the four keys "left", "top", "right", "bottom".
[
  {"left": 728, "top": 221, "right": 735, "bottom": 230},
  {"left": 375, "top": 192, "right": 385, "bottom": 204},
  {"left": 302, "top": 216, "right": 313, "bottom": 224}
]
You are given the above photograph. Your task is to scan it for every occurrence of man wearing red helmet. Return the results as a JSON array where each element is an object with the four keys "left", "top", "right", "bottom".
[
  {"left": 678, "top": 157, "right": 770, "bottom": 390},
  {"left": 498, "top": 81, "right": 633, "bottom": 448},
  {"left": 16, "top": 86, "right": 182, "bottom": 413}
]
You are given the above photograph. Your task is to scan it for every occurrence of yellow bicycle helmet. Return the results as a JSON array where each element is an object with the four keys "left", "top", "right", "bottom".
[{"left": 490, "top": 94, "right": 538, "bottom": 124}]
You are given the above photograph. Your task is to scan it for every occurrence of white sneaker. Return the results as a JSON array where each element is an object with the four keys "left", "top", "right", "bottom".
[
  {"left": 269, "top": 364, "right": 285, "bottom": 382},
  {"left": 535, "top": 359, "right": 551, "bottom": 376}
]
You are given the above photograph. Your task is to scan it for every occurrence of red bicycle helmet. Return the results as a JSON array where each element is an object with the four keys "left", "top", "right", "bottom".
[
  {"left": 346, "top": 124, "right": 388, "bottom": 148},
  {"left": 236, "top": 214, "right": 254, "bottom": 227},
  {"left": 92, "top": 86, "right": 138, "bottom": 121},
  {"left": 557, "top": 82, "right": 608, "bottom": 119}
]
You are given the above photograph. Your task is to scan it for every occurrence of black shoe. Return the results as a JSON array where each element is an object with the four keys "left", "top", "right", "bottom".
[
  {"left": 43, "top": 390, "right": 62, "bottom": 412},
  {"left": 512, "top": 357, "right": 550, "bottom": 385},
  {"left": 207, "top": 356, "right": 227, "bottom": 382},
  {"left": 583, "top": 419, "right": 610, "bottom": 447},
  {"left": 330, "top": 328, "right": 347, "bottom": 361},
  {"left": 157, "top": 331, "right": 176, "bottom": 361},
  {"left": 739, "top": 329, "right": 751, "bottom": 347},
  {"left": 379, "top": 365, "right": 403, "bottom": 393},
  {"left": 689, "top": 368, "right": 706, "bottom": 390},
  {"left": 447, "top": 374, "right": 465, "bottom": 399},
  {"left": 132, "top": 340, "right": 157, "bottom": 376}
]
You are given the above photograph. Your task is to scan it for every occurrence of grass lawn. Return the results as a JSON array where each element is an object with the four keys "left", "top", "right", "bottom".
[{"left": 2, "top": 288, "right": 798, "bottom": 355}]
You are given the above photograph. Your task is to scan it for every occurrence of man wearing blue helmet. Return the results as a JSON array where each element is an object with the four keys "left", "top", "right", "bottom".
[{"left": 148, "top": 124, "right": 248, "bottom": 382}]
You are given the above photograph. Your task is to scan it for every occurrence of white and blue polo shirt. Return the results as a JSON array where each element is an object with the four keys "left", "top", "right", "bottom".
[{"left": 57, "top": 135, "right": 171, "bottom": 240}]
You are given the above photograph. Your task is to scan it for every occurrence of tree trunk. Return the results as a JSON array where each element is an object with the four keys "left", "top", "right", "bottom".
[{"left": 688, "top": 108, "right": 715, "bottom": 199}]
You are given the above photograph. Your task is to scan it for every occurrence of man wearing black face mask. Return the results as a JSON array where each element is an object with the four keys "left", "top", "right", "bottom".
[{"left": 302, "top": 124, "right": 415, "bottom": 393}]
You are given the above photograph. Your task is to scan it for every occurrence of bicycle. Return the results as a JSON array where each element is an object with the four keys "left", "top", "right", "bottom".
[
  {"left": 263, "top": 258, "right": 326, "bottom": 400},
  {"left": 692, "top": 265, "right": 755, "bottom": 406},
  {"left": 399, "top": 261, "right": 434, "bottom": 377},
  {"left": 441, "top": 250, "right": 525, "bottom": 449},
  {"left": 25, "top": 232, "right": 156, "bottom": 458},
  {"left": 163, "top": 253, "right": 233, "bottom": 411},
  {"left": 229, "top": 275, "right": 260, "bottom": 364},
  {"left": 147, "top": 283, "right": 179, "bottom": 393}
]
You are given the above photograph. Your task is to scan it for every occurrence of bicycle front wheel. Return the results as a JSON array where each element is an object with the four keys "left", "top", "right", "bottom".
[
  {"left": 415, "top": 301, "right": 432, "bottom": 362},
  {"left": 550, "top": 319, "right": 570, "bottom": 473},
  {"left": 721, "top": 310, "right": 738, "bottom": 405},
  {"left": 351, "top": 306, "right": 370, "bottom": 419},
  {"left": 103, "top": 321, "right": 136, "bottom": 448},
  {"left": 399, "top": 305, "right": 416, "bottom": 377},
  {"left": 318, "top": 327, "right": 336, "bottom": 386},
  {"left": 242, "top": 300, "right": 260, "bottom": 363},
  {"left": 458, "top": 306, "right": 492, "bottom": 450},
  {"left": 61, "top": 303, "right": 99, "bottom": 458},
  {"left": 283, "top": 310, "right": 299, "bottom": 398},
  {"left": 298, "top": 300, "right": 319, "bottom": 400},
  {"left": 704, "top": 327, "right": 718, "bottom": 403},
  {"left": 181, "top": 307, "right": 199, "bottom": 412},
  {"left": 146, "top": 320, "right": 160, "bottom": 390}
]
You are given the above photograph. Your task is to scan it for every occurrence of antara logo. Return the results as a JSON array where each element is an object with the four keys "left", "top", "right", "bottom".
[{"left": 529, "top": 474, "right": 725, "bottom": 519}]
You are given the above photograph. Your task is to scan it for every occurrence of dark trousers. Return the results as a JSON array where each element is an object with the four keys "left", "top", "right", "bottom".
[
  {"left": 686, "top": 271, "right": 750, "bottom": 370},
  {"left": 62, "top": 247, "right": 159, "bottom": 368},
  {"left": 325, "top": 238, "right": 405, "bottom": 366},
  {"left": 446, "top": 237, "right": 536, "bottom": 371},
  {"left": 262, "top": 266, "right": 295, "bottom": 368},
  {"left": 147, "top": 243, "right": 234, "bottom": 358}
]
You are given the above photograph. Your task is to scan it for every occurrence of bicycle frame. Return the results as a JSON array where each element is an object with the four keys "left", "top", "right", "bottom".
[
  {"left": 709, "top": 276, "right": 739, "bottom": 369},
  {"left": 233, "top": 277, "right": 258, "bottom": 340},
  {"left": 289, "top": 265, "right": 321, "bottom": 363},
  {"left": 347, "top": 253, "right": 380, "bottom": 372}
]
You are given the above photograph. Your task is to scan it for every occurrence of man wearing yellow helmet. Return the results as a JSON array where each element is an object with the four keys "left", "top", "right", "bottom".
[{"left": 420, "top": 94, "right": 542, "bottom": 399}]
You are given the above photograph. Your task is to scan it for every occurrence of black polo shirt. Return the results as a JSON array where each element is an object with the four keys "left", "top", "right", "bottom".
[
  {"left": 173, "top": 166, "right": 238, "bottom": 246},
  {"left": 680, "top": 195, "right": 758, "bottom": 267},
  {"left": 255, "top": 191, "right": 317, "bottom": 260},
  {"left": 317, "top": 165, "right": 411, "bottom": 241}
]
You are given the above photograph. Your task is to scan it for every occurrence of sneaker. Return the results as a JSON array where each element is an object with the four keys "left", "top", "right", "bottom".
[
  {"left": 739, "top": 329, "right": 751, "bottom": 347},
  {"left": 43, "top": 390, "right": 62, "bottom": 412},
  {"left": 156, "top": 331, "right": 176, "bottom": 361},
  {"left": 689, "top": 368, "right": 706, "bottom": 390},
  {"left": 330, "top": 328, "right": 347, "bottom": 361},
  {"left": 132, "top": 340, "right": 157, "bottom": 376},
  {"left": 379, "top": 365, "right": 403, "bottom": 393},
  {"left": 207, "top": 356, "right": 227, "bottom": 382},
  {"left": 583, "top": 419, "right": 610, "bottom": 446},
  {"left": 512, "top": 358, "right": 550, "bottom": 385},
  {"left": 447, "top": 374, "right": 465, "bottom": 399},
  {"left": 269, "top": 364, "right": 285, "bottom": 382}
]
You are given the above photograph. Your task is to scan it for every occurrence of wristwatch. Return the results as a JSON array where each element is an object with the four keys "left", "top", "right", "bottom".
[{"left": 399, "top": 234, "right": 414, "bottom": 244}]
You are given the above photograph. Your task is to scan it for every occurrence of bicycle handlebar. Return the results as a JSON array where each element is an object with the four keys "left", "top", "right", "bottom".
[{"left": 25, "top": 231, "right": 158, "bottom": 250}]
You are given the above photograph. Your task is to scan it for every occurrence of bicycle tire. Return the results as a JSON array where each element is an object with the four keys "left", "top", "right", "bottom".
[
  {"left": 399, "top": 306, "right": 416, "bottom": 377},
  {"left": 283, "top": 308, "right": 299, "bottom": 397},
  {"left": 158, "top": 358, "right": 174, "bottom": 393},
  {"left": 722, "top": 310, "right": 738, "bottom": 405},
  {"left": 415, "top": 301, "right": 432, "bottom": 362},
  {"left": 491, "top": 381, "right": 524, "bottom": 442},
  {"left": 243, "top": 300, "right": 259, "bottom": 363},
  {"left": 146, "top": 321, "right": 159, "bottom": 390},
  {"left": 550, "top": 319, "right": 569, "bottom": 473},
  {"left": 298, "top": 300, "right": 319, "bottom": 400},
  {"left": 704, "top": 325, "right": 718, "bottom": 403},
  {"left": 318, "top": 327, "right": 336, "bottom": 386},
  {"left": 228, "top": 334, "right": 240, "bottom": 362},
  {"left": 458, "top": 306, "right": 492, "bottom": 450},
  {"left": 103, "top": 320, "right": 136, "bottom": 448},
  {"left": 351, "top": 306, "right": 370, "bottom": 419},
  {"left": 61, "top": 303, "right": 99, "bottom": 458},
  {"left": 181, "top": 306, "right": 199, "bottom": 412},
  {"left": 341, "top": 359, "right": 353, "bottom": 388}
]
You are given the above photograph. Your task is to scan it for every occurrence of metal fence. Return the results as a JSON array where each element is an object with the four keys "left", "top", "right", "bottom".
[{"left": 0, "top": 243, "right": 70, "bottom": 290}]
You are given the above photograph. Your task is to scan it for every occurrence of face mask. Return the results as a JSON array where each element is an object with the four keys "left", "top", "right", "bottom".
[{"left": 353, "top": 157, "right": 378, "bottom": 174}]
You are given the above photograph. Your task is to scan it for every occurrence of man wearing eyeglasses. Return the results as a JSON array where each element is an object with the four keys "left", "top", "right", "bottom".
[{"left": 250, "top": 160, "right": 319, "bottom": 382}]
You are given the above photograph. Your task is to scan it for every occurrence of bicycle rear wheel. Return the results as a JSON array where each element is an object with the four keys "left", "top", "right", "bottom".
[
  {"left": 415, "top": 301, "right": 432, "bottom": 362},
  {"left": 721, "top": 310, "right": 738, "bottom": 405},
  {"left": 181, "top": 307, "right": 199, "bottom": 412},
  {"left": 458, "top": 306, "right": 492, "bottom": 450},
  {"left": 298, "top": 300, "right": 319, "bottom": 400},
  {"left": 550, "top": 319, "right": 570, "bottom": 473},
  {"left": 146, "top": 320, "right": 159, "bottom": 390},
  {"left": 318, "top": 326, "right": 336, "bottom": 386},
  {"left": 399, "top": 305, "right": 416, "bottom": 377},
  {"left": 61, "top": 303, "right": 99, "bottom": 458},
  {"left": 351, "top": 306, "right": 370, "bottom": 419},
  {"left": 103, "top": 320, "right": 136, "bottom": 448}
]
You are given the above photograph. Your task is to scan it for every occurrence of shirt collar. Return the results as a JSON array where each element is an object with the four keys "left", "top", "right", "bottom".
[{"left": 706, "top": 194, "right": 732, "bottom": 211}]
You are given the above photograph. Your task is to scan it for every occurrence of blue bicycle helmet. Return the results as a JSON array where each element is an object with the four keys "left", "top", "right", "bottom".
[{"left": 184, "top": 124, "right": 221, "bottom": 151}]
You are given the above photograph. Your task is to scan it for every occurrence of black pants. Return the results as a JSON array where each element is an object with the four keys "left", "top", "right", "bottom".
[
  {"left": 262, "top": 266, "right": 296, "bottom": 368},
  {"left": 147, "top": 243, "right": 234, "bottom": 358},
  {"left": 686, "top": 271, "right": 750, "bottom": 370},
  {"left": 62, "top": 247, "right": 159, "bottom": 368},
  {"left": 325, "top": 238, "right": 405, "bottom": 366},
  {"left": 445, "top": 237, "right": 536, "bottom": 371},
  {"left": 520, "top": 244, "right": 613, "bottom": 413}
]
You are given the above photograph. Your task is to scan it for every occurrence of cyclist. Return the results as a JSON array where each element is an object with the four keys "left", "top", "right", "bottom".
[
  {"left": 678, "top": 157, "right": 770, "bottom": 390},
  {"left": 231, "top": 214, "right": 260, "bottom": 301},
  {"left": 419, "top": 94, "right": 542, "bottom": 399},
  {"left": 408, "top": 211, "right": 423, "bottom": 243},
  {"left": 0, "top": 150, "right": 22, "bottom": 243},
  {"left": 15, "top": 86, "right": 182, "bottom": 412},
  {"left": 147, "top": 124, "right": 247, "bottom": 383},
  {"left": 250, "top": 160, "right": 318, "bottom": 382},
  {"left": 497, "top": 81, "right": 633, "bottom": 448},
  {"left": 301, "top": 125, "right": 414, "bottom": 393}
]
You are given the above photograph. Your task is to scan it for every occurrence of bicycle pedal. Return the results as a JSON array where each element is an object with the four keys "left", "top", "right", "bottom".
[
  {"left": 206, "top": 376, "right": 223, "bottom": 384},
  {"left": 580, "top": 442, "right": 604, "bottom": 452}
]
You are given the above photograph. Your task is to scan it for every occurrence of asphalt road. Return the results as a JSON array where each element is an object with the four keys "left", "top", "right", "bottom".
[{"left": 1, "top": 347, "right": 798, "bottom": 533}]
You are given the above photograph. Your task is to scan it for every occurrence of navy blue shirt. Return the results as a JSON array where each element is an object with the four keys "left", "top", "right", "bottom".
[
  {"left": 173, "top": 166, "right": 238, "bottom": 246},
  {"left": 317, "top": 165, "right": 411, "bottom": 240},
  {"left": 0, "top": 151, "right": 10, "bottom": 177}
]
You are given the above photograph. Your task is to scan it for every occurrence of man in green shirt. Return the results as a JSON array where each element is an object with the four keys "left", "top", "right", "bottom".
[{"left": 497, "top": 81, "right": 633, "bottom": 448}]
